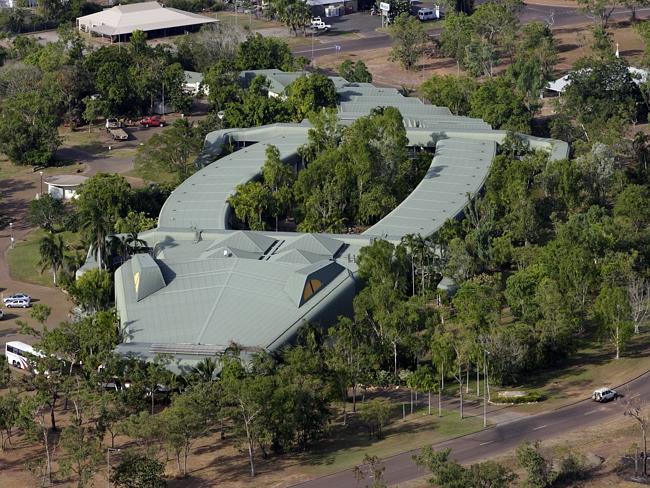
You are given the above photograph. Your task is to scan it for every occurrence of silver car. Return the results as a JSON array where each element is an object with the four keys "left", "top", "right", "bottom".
[
  {"left": 5, "top": 299, "right": 30, "bottom": 308},
  {"left": 3, "top": 293, "right": 31, "bottom": 304}
]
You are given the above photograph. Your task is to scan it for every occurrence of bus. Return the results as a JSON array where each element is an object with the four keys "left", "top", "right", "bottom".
[{"left": 5, "top": 341, "right": 44, "bottom": 372}]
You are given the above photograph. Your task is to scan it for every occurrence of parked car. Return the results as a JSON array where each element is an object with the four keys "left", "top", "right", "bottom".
[
  {"left": 310, "top": 17, "right": 331, "bottom": 31},
  {"left": 592, "top": 387, "right": 618, "bottom": 402},
  {"left": 3, "top": 293, "right": 31, "bottom": 304},
  {"left": 105, "top": 118, "right": 121, "bottom": 129},
  {"left": 139, "top": 115, "right": 164, "bottom": 128},
  {"left": 5, "top": 299, "right": 31, "bottom": 308},
  {"left": 417, "top": 7, "right": 439, "bottom": 21},
  {"left": 0, "top": 309, "right": 4, "bottom": 320}
]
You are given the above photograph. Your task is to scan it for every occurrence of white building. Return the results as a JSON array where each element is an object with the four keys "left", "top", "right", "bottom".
[
  {"left": 44, "top": 175, "right": 89, "bottom": 200},
  {"left": 0, "top": 0, "right": 37, "bottom": 8},
  {"left": 547, "top": 66, "right": 650, "bottom": 95},
  {"left": 184, "top": 70, "right": 208, "bottom": 96},
  {"left": 76, "top": 2, "right": 217, "bottom": 42}
]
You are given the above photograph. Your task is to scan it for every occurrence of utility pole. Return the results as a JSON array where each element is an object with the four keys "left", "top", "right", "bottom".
[
  {"left": 39, "top": 170, "right": 43, "bottom": 196},
  {"left": 107, "top": 447, "right": 121, "bottom": 488},
  {"left": 483, "top": 349, "right": 488, "bottom": 428}
]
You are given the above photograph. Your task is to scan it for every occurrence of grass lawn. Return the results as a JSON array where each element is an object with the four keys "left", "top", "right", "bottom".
[
  {"left": 123, "top": 166, "right": 178, "bottom": 185},
  {"left": 216, "top": 11, "right": 282, "bottom": 31},
  {"left": 512, "top": 331, "right": 650, "bottom": 412},
  {"left": 0, "top": 157, "right": 85, "bottom": 181},
  {"left": 59, "top": 128, "right": 108, "bottom": 155},
  {"left": 297, "top": 407, "right": 484, "bottom": 476},
  {"left": 59, "top": 128, "right": 138, "bottom": 159},
  {"left": 6, "top": 229, "right": 83, "bottom": 287}
]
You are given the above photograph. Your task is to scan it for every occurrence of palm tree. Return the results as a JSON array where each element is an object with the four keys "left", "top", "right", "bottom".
[
  {"left": 126, "top": 232, "right": 147, "bottom": 253},
  {"left": 79, "top": 204, "right": 111, "bottom": 270},
  {"left": 109, "top": 232, "right": 148, "bottom": 265},
  {"left": 190, "top": 357, "right": 218, "bottom": 383},
  {"left": 108, "top": 235, "right": 130, "bottom": 263},
  {"left": 39, "top": 232, "right": 64, "bottom": 286}
]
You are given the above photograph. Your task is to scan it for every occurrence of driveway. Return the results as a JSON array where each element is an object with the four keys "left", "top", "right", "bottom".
[{"left": 0, "top": 173, "right": 73, "bottom": 345}]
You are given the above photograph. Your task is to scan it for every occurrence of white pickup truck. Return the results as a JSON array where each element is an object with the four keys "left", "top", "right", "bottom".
[{"left": 310, "top": 17, "right": 331, "bottom": 31}]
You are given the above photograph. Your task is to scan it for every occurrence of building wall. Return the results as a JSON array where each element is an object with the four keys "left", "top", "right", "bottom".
[{"left": 47, "top": 185, "right": 79, "bottom": 200}]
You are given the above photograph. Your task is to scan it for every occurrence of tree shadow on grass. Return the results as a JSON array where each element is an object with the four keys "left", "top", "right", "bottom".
[{"left": 513, "top": 332, "right": 650, "bottom": 392}]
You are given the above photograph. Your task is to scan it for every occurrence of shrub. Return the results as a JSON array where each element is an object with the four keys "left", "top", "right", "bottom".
[{"left": 494, "top": 391, "right": 546, "bottom": 404}]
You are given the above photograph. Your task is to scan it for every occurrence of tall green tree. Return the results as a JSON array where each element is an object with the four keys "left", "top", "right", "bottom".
[
  {"left": 0, "top": 91, "right": 61, "bottom": 166},
  {"left": 420, "top": 74, "right": 477, "bottom": 116},
  {"left": 236, "top": 33, "right": 294, "bottom": 70},
  {"left": 228, "top": 181, "right": 273, "bottom": 230},
  {"left": 220, "top": 355, "right": 274, "bottom": 477},
  {"left": 271, "top": 0, "right": 312, "bottom": 37},
  {"left": 388, "top": 13, "right": 430, "bottom": 70},
  {"left": 17, "top": 395, "right": 54, "bottom": 486},
  {"left": 38, "top": 232, "right": 64, "bottom": 285},
  {"left": 338, "top": 60, "right": 373, "bottom": 83},
  {"left": 75, "top": 173, "right": 131, "bottom": 268},
  {"left": 68, "top": 268, "right": 113, "bottom": 313},
  {"left": 261, "top": 144, "right": 294, "bottom": 230},
  {"left": 286, "top": 73, "right": 337, "bottom": 121},
  {"left": 558, "top": 57, "right": 641, "bottom": 143},
  {"left": 162, "top": 383, "right": 215, "bottom": 477},
  {"left": 58, "top": 423, "right": 104, "bottom": 488},
  {"left": 135, "top": 118, "right": 203, "bottom": 184},
  {"left": 470, "top": 77, "right": 531, "bottom": 132},
  {"left": 440, "top": 12, "right": 473, "bottom": 72},
  {"left": 28, "top": 194, "right": 67, "bottom": 231},
  {"left": 327, "top": 316, "right": 372, "bottom": 421},
  {"left": 595, "top": 284, "right": 633, "bottom": 359}
]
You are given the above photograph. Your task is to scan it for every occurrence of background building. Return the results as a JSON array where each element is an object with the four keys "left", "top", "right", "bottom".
[{"left": 76, "top": 2, "right": 217, "bottom": 42}]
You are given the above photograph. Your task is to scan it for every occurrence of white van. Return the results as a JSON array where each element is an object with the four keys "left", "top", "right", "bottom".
[
  {"left": 418, "top": 6, "right": 439, "bottom": 21},
  {"left": 5, "top": 341, "right": 43, "bottom": 371}
]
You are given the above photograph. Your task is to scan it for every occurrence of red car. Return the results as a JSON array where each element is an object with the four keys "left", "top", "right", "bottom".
[{"left": 139, "top": 116, "right": 165, "bottom": 128}]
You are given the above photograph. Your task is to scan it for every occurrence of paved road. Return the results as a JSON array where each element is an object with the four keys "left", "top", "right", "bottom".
[
  {"left": 293, "top": 3, "right": 650, "bottom": 59},
  {"left": 291, "top": 371, "right": 650, "bottom": 487}
]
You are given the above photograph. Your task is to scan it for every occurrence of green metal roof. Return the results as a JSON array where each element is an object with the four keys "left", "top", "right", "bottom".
[
  {"left": 110, "top": 70, "right": 569, "bottom": 367},
  {"left": 363, "top": 138, "right": 496, "bottom": 239}
]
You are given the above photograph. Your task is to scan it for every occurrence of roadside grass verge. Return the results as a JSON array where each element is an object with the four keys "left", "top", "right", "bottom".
[
  {"left": 493, "top": 331, "right": 650, "bottom": 413},
  {"left": 6, "top": 228, "right": 83, "bottom": 287},
  {"left": 296, "top": 407, "right": 484, "bottom": 476}
]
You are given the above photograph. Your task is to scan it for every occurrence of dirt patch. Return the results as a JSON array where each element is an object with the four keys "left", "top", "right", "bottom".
[{"left": 315, "top": 20, "right": 647, "bottom": 89}]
